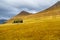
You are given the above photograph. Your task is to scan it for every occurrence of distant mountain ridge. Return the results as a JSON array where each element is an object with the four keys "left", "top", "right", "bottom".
[
  {"left": 14, "top": 11, "right": 32, "bottom": 18},
  {"left": 13, "top": 11, "right": 33, "bottom": 18},
  {"left": 17, "top": 11, "right": 32, "bottom": 16},
  {"left": 0, "top": 19, "right": 7, "bottom": 24}
]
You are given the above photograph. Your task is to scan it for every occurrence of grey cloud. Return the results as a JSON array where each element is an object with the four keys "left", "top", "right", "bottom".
[
  {"left": 0, "top": 0, "right": 58, "bottom": 19},
  {"left": 0, "top": 1, "right": 20, "bottom": 19}
]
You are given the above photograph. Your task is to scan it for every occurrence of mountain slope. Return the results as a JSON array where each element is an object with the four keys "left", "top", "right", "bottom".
[
  {"left": 6, "top": 1, "right": 60, "bottom": 23},
  {"left": 24, "top": 1, "right": 60, "bottom": 18},
  {"left": 13, "top": 11, "right": 32, "bottom": 18},
  {"left": 37, "top": 1, "right": 60, "bottom": 16},
  {"left": 6, "top": 11, "right": 32, "bottom": 23},
  {"left": 1, "top": 16, "right": 60, "bottom": 40},
  {"left": 17, "top": 11, "right": 32, "bottom": 16},
  {"left": 22, "top": 1, "right": 60, "bottom": 19},
  {"left": 41, "top": 1, "right": 60, "bottom": 12}
]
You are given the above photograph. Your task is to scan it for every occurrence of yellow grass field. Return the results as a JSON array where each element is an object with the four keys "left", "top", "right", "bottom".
[{"left": 0, "top": 16, "right": 60, "bottom": 40}]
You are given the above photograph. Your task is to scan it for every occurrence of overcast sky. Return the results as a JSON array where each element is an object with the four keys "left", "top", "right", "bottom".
[{"left": 0, "top": 0, "right": 59, "bottom": 19}]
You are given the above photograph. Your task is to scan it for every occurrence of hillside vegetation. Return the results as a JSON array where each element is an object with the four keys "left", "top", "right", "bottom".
[{"left": 0, "top": 16, "right": 60, "bottom": 40}]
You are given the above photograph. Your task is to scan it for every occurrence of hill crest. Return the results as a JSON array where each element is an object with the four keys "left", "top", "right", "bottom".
[
  {"left": 17, "top": 11, "right": 32, "bottom": 16},
  {"left": 38, "top": 1, "right": 60, "bottom": 13}
]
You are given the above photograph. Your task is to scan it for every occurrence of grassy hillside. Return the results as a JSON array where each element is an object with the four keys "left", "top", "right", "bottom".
[
  {"left": 6, "top": 11, "right": 33, "bottom": 23},
  {"left": 0, "top": 16, "right": 60, "bottom": 40},
  {"left": 38, "top": 1, "right": 60, "bottom": 13},
  {"left": 6, "top": 1, "right": 60, "bottom": 23},
  {"left": 34, "top": 1, "right": 60, "bottom": 18}
]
